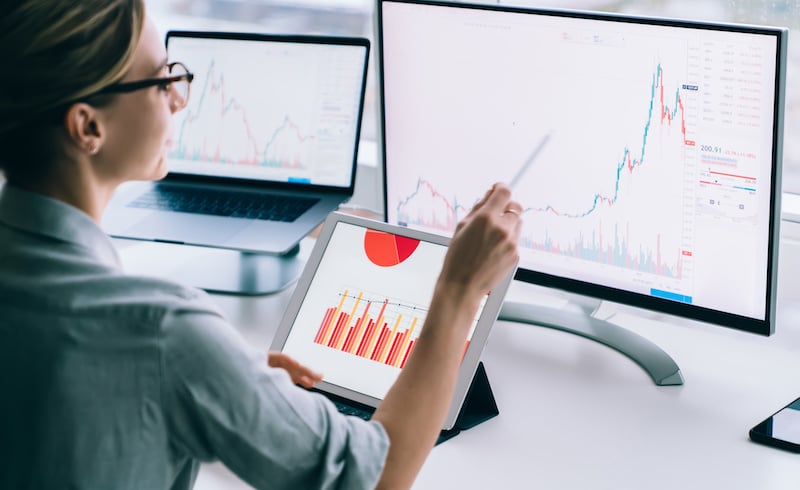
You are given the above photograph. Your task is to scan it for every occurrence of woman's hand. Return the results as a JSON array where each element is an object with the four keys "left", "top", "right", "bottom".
[
  {"left": 267, "top": 352, "right": 323, "bottom": 388},
  {"left": 438, "top": 182, "right": 522, "bottom": 300}
]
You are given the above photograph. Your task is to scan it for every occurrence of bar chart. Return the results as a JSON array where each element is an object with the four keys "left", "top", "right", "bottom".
[{"left": 312, "top": 288, "right": 469, "bottom": 368}]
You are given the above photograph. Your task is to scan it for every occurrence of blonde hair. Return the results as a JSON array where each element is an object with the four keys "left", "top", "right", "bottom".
[{"left": 0, "top": 0, "right": 146, "bottom": 179}]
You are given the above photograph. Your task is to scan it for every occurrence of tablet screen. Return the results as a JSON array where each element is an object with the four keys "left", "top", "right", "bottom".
[{"left": 280, "top": 220, "right": 488, "bottom": 401}]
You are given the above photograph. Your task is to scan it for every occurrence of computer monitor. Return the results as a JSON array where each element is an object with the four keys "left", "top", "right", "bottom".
[{"left": 378, "top": 0, "right": 787, "bottom": 383}]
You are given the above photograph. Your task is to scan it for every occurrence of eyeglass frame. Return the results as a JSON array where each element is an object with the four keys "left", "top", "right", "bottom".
[{"left": 88, "top": 61, "right": 194, "bottom": 102}]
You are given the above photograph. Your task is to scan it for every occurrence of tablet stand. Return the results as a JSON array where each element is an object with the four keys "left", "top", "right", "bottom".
[{"left": 436, "top": 361, "right": 499, "bottom": 444}]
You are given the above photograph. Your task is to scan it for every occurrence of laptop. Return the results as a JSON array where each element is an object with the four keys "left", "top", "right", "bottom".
[
  {"left": 270, "top": 212, "right": 516, "bottom": 440},
  {"left": 103, "top": 32, "right": 370, "bottom": 255}
]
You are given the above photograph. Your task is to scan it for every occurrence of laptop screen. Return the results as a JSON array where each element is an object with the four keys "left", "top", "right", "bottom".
[{"left": 165, "top": 33, "right": 369, "bottom": 188}]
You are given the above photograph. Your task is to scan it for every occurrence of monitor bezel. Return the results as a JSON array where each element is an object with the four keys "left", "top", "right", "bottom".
[{"left": 377, "top": 0, "right": 787, "bottom": 335}]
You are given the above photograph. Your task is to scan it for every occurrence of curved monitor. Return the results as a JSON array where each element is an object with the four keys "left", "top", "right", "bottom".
[{"left": 378, "top": 0, "right": 787, "bottom": 335}]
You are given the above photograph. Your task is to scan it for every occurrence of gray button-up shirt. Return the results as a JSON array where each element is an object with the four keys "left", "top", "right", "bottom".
[{"left": 0, "top": 185, "right": 388, "bottom": 490}]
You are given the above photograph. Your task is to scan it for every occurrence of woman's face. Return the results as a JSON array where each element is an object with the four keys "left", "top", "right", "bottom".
[{"left": 96, "top": 17, "right": 181, "bottom": 184}]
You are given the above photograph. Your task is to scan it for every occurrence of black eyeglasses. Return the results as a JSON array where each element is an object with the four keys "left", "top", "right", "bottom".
[{"left": 91, "top": 62, "right": 194, "bottom": 108}]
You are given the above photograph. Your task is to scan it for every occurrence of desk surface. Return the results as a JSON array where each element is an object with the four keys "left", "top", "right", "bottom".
[{"left": 116, "top": 223, "right": 800, "bottom": 490}]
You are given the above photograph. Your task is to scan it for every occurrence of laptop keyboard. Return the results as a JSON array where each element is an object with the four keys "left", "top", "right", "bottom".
[
  {"left": 332, "top": 400, "right": 374, "bottom": 421},
  {"left": 128, "top": 186, "right": 319, "bottom": 223}
]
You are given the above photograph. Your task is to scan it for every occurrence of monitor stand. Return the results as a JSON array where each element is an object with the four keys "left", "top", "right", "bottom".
[
  {"left": 498, "top": 300, "right": 684, "bottom": 386},
  {"left": 115, "top": 240, "right": 307, "bottom": 295}
]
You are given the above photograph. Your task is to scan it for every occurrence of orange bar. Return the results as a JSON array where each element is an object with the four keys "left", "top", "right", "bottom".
[
  {"left": 370, "top": 327, "right": 389, "bottom": 360},
  {"left": 328, "top": 312, "right": 349, "bottom": 348},
  {"left": 393, "top": 318, "right": 417, "bottom": 367},
  {"left": 321, "top": 290, "right": 349, "bottom": 346},
  {"left": 356, "top": 320, "right": 376, "bottom": 357},
  {"left": 400, "top": 340, "right": 416, "bottom": 368},
  {"left": 386, "top": 332, "right": 404, "bottom": 366},
  {"left": 341, "top": 323, "right": 358, "bottom": 352},
  {"left": 314, "top": 307, "right": 334, "bottom": 343},
  {"left": 363, "top": 323, "right": 382, "bottom": 359},
  {"left": 325, "top": 312, "right": 344, "bottom": 348},
  {"left": 364, "top": 299, "right": 389, "bottom": 356},
  {"left": 348, "top": 301, "right": 373, "bottom": 354},
  {"left": 364, "top": 301, "right": 388, "bottom": 359},
  {"left": 343, "top": 317, "right": 364, "bottom": 352},
  {"left": 335, "top": 313, "right": 353, "bottom": 349},
  {"left": 378, "top": 314, "right": 403, "bottom": 363},
  {"left": 389, "top": 330, "right": 406, "bottom": 367},
  {"left": 335, "top": 292, "right": 363, "bottom": 351},
  {"left": 345, "top": 316, "right": 365, "bottom": 353},
  {"left": 317, "top": 308, "right": 336, "bottom": 345}
]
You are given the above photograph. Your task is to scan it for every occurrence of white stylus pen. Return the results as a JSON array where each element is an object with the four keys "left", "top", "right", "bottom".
[{"left": 508, "top": 132, "right": 552, "bottom": 190}]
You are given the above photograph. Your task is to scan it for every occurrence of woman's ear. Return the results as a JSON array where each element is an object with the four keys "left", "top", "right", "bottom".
[{"left": 63, "top": 102, "right": 104, "bottom": 155}]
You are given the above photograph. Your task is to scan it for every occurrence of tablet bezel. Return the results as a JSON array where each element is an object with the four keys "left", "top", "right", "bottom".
[{"left": 270, "top": 211, "right": 516, "bottom": 430}]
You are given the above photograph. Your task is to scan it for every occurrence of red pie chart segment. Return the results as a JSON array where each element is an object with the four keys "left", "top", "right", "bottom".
[{"left": 364, "top": 230, "right": 420, "bottom": 267}]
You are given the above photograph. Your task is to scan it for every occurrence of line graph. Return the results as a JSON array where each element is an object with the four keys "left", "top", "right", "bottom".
[
  {"left": 164, "top": 37, "right": 367, "bottom": 186},
  {"left": 170, "top": 60, "right": 316, "bottom": 169},
  {"left": 383, "top": 8, "right": 780, "bottom": 321},
  {"left": 396, "top": 178, "right": 474, "bottom": 230},
  {"left": 393, "top": 63, "right": 692, "bottom": 279}
]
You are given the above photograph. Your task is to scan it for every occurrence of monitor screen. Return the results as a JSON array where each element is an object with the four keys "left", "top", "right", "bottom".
[{"left": 379, "top": 0, "right": 786, "bottom": 335}]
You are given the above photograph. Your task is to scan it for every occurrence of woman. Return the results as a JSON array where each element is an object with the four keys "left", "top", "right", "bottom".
[{"left": 0, "top": 1, "right": 522, "bottom": 489}]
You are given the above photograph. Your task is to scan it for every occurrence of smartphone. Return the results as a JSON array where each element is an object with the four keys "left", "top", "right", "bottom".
[{"left": 749, "top": 396, "right": 800, "bottom": 452}]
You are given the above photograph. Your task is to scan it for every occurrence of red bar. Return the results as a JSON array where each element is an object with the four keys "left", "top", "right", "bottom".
[
  {"left": 343, "top": 319, "right": 359, "bottom": 352},
  {"left": 360, "top": 300, "right": 389, "bottom": 357},
  {"left": 343, "top": 318, "right": 364, "bottom": 353},
  {"left": 396, "top": 329, "right": 414, "bottom": 366},
  {"left": 369, "top": 329, "right": 385, "bottom": 360},
  {"left": 356, "top": 320, "right": 376, "bottom": 357},
  {"left": 371, "top": 327, "right": 390, "bottom": 360},
  {"left": 314, "top": 308, "right": 333, "bottom": 343},
  {"left": 360, "top": 320, "right": 382, "bottom": 358},
  {"left": 708, "top": 169, "right": 756, "bottom": 180},
  {"left": 320, "top": 307, "right": 339, "bottom": 345},
  {"left": 315, "top": 308, "right": 336, "bottom": 344},
  {"left": 386, "top": 332, "right": 404, "bottom": 366},
  {"left": 401, "top": 340, "right": 416, "bottom": 368},
  {"left": 347, "top": 302, "right": 372, "bottom": 353},
  {"left": 372, "top": 328, "right": 390, "bottom": 361},
  {"left": 333, "top": 313, "right": 352, "bottom": 349},
  {"left": 325, "top": 312, "right": 344, "bottom": 347},
  {"left": 368, "top": 323, "right": 389, "bottom": 359},
  {"left": 342, "top": 323, "right": 358, "bottom": 353},
  {"left": 377, "top": 326, "right": 396, "bottom": 363},
  {"left": 391, "top": 329, "right": 411, "bottom": 367},
  {"left": 327, "top": 313, "right": 348, "bottom": 348}
]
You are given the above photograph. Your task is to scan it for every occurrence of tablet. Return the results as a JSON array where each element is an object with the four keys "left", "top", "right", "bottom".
[{"left": 270, "top": 211, "right": 515, "bottom": 430}]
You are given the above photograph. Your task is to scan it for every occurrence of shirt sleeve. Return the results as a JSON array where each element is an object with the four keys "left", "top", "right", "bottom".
[{"left": 159, "top": 302, "right": 389, "bottom": 490}]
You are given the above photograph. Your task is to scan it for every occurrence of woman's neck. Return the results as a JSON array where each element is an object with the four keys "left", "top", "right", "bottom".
[{"left": 11, "top": 159, "right": 115, "bottom": 223}]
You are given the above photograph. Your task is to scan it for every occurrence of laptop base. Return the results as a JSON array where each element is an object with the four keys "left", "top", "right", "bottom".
[{"left": 116, "top": 240, "right": 307, "bottom": 295}]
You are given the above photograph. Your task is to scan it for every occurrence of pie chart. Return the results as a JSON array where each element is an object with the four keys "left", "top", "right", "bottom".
[{"left": 364, "top": 230, "right": 421, "bottom": 267}]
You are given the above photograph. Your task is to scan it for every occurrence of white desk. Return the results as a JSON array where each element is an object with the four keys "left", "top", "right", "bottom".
[{"left": 117, "top": 222, "right": 800, "bottom": 490}]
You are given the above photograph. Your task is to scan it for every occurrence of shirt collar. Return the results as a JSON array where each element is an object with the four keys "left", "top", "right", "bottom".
[{"left": 0, "top": 184, "right": 122, "bottom": 269}]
